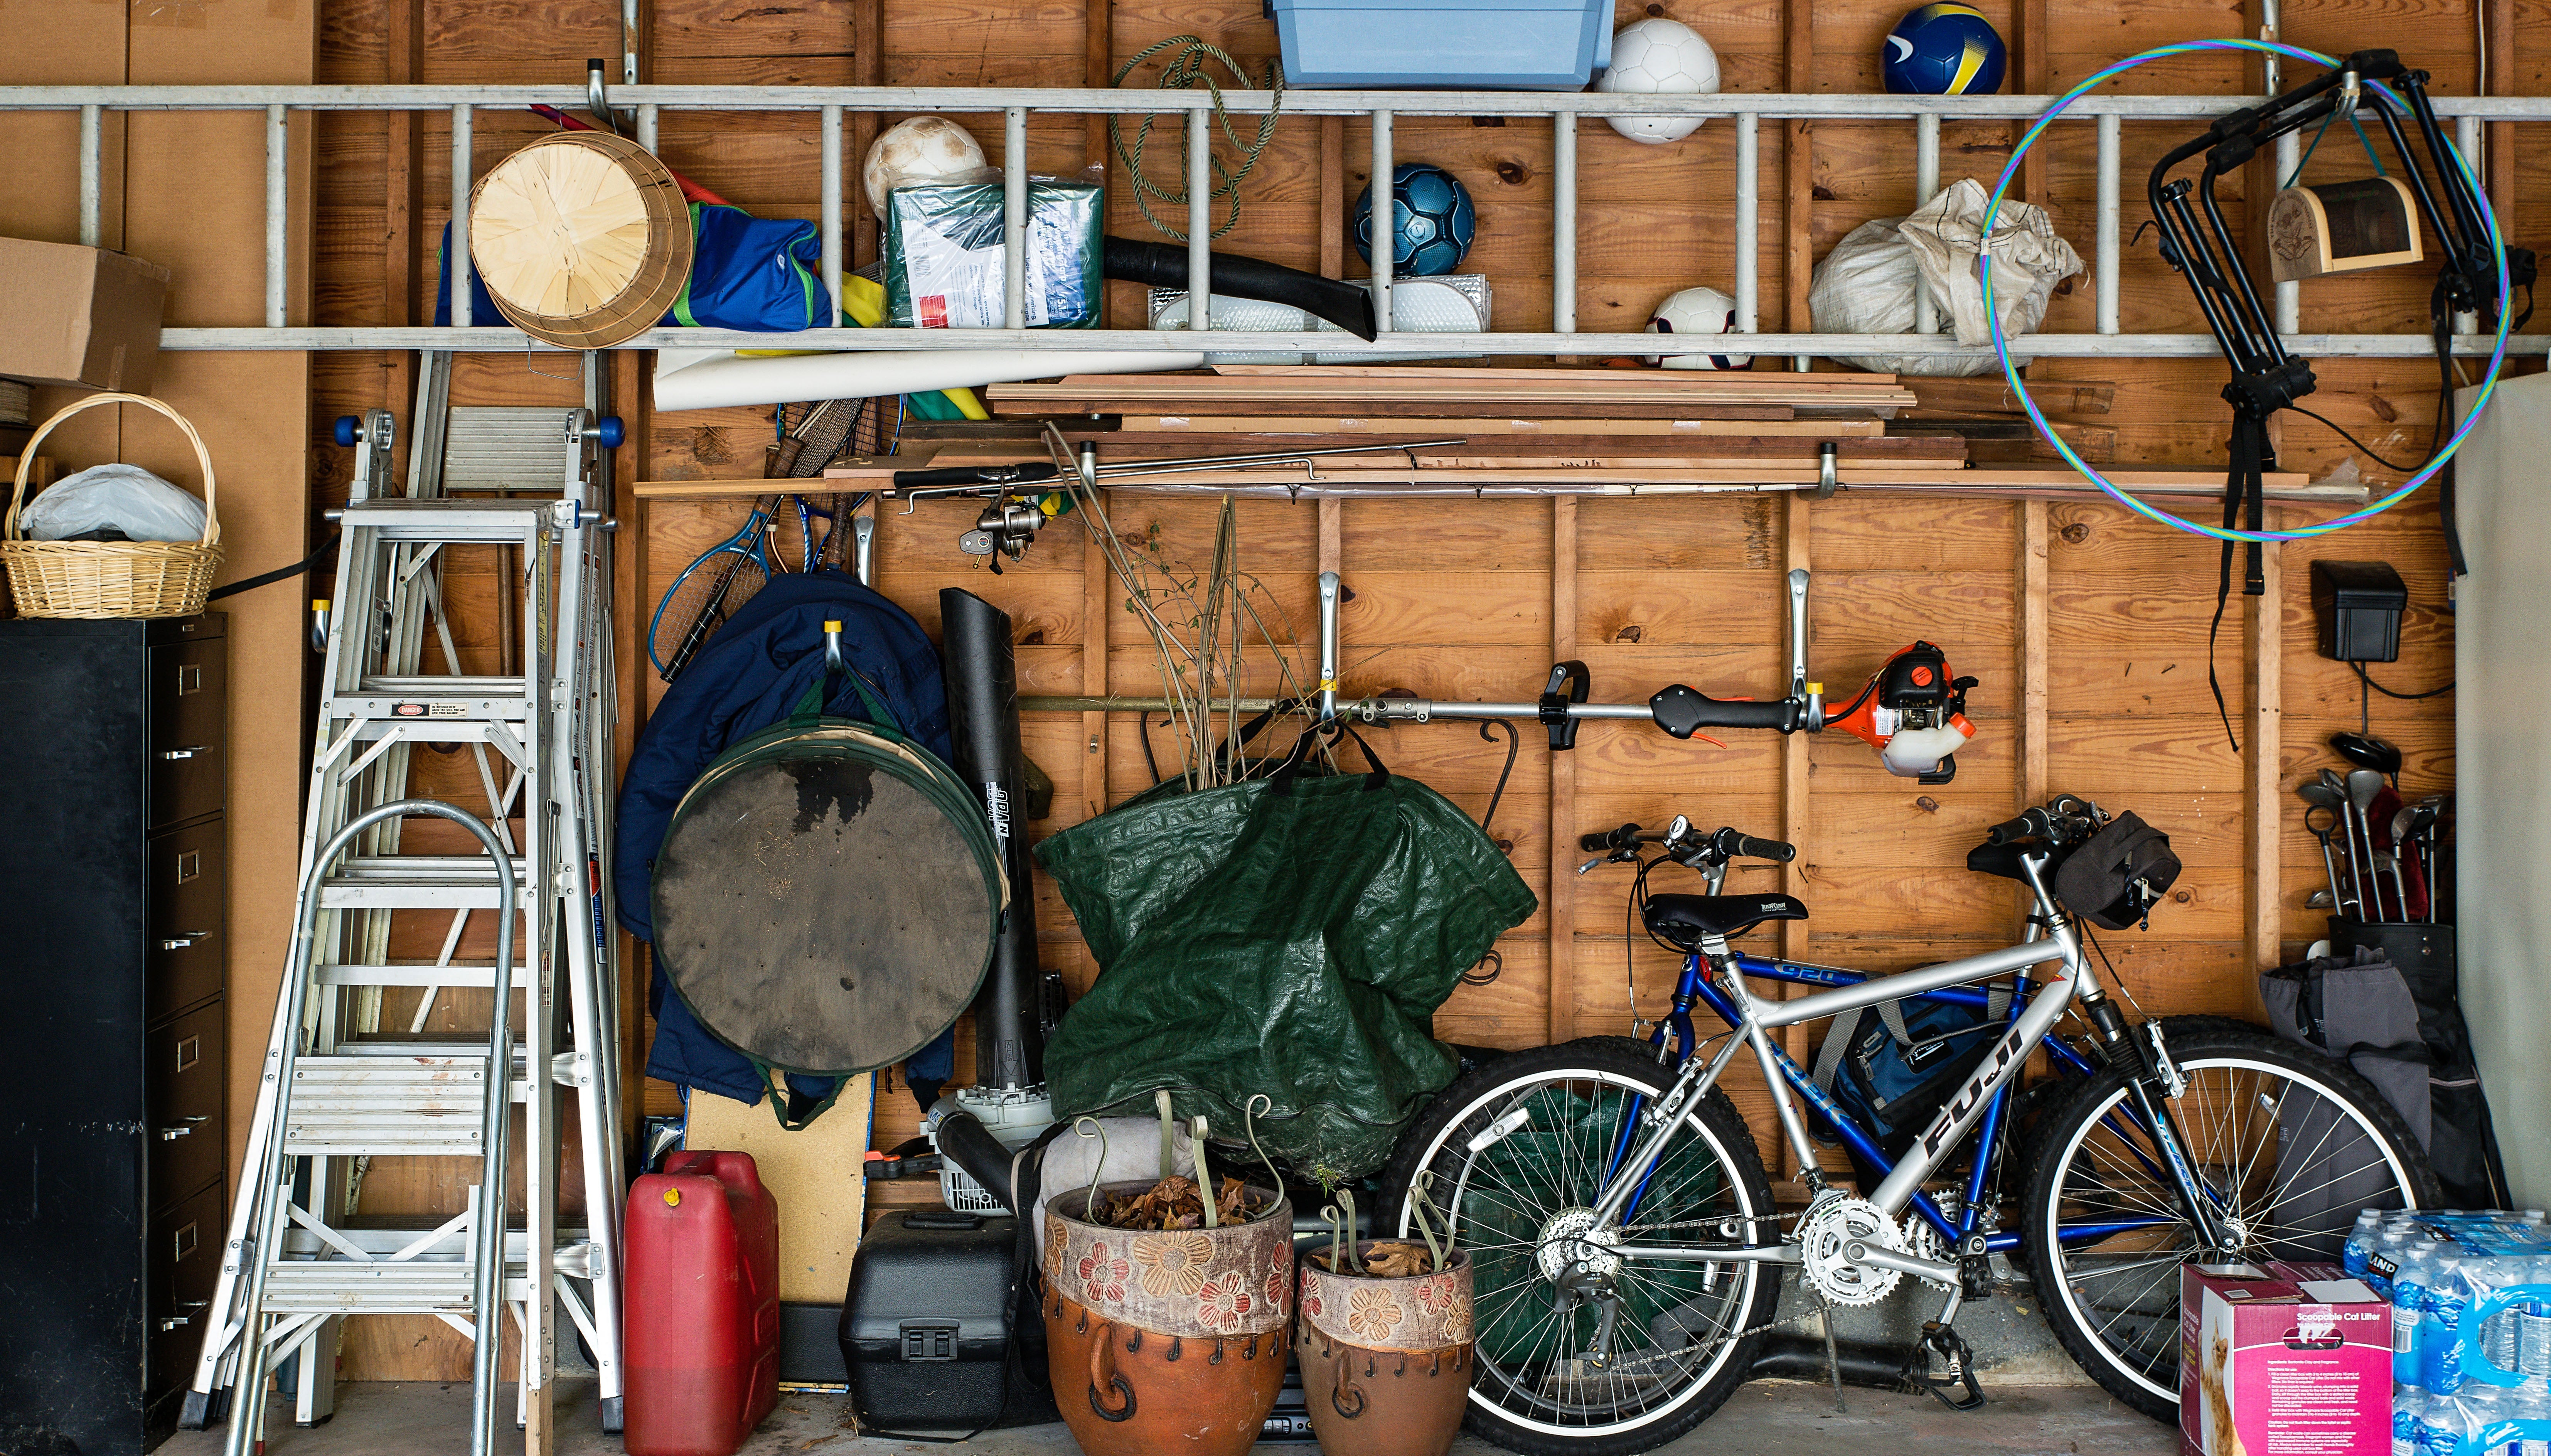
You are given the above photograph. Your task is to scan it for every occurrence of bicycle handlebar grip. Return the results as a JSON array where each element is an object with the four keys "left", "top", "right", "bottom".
[
  {"left": 1984, "top": 811, "right": 2042, "bottom": 845},
  {"left": 1729, "top": 832, "right": 1796, "bottom": 863},
  {"left": 1649, "top": 684, "right": 1791, "bottom": 738},
  {"left": 1579, "top": 822, "right": 1642, "bottom": 854}
]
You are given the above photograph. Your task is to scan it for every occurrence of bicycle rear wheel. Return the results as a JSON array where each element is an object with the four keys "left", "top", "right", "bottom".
[
  {"left": 1375, "top": 1038, "right": 1779, "bottom": 1456},
  {"left": 2022, "top": 1016, "right": 2437, "bottom": 1421}
]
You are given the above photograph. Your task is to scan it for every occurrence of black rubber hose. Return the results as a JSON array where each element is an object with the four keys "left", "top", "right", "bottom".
[
  {"left": 1103, "top": 236, "right": 1380, "bottom": 342},
  {"left": 934, "top": 1109, "right": 1024, "bottom": 1210},
  {"left": 1749, "top": 1333, "right": 1917, "bottom": 1389}
]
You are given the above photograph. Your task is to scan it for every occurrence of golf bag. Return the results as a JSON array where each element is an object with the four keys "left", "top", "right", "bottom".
[{"left": 2261, "top": 934, "right": 2510, "bottom": 1211}]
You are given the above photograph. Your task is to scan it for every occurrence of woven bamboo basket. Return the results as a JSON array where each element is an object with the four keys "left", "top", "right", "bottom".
[
  {"left": 468, "top": 130, "right": 694, "bottom": 350},
  {"left": 2, "top": 392, "right": 221, "bottom": 619}
]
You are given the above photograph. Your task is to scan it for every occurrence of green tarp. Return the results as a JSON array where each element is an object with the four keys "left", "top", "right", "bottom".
[{"left": 1034, "top": 743, "right": 1537, "bottom": 1184}]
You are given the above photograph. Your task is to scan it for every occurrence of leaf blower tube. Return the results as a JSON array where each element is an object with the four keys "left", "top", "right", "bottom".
[
  {"left": 1103, "top": 237, "right": 1380, "bottom": 342},
  {"left": 939, "top": 588, "right": 1045, "bottom": 1092}
]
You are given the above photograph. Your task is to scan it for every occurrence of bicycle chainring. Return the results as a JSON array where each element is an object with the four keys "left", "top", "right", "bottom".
[{"left": 1798, "top": 1193, "right": 1903, "bottom": 1307}]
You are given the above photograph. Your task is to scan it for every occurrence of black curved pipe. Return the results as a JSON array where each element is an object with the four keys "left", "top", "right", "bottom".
[
  {"left": 1749, "top": 1333, "right": 1917, "bottom": 1390},
  {"left": 1103, "top": 237, "right": 1380, "bottom": 342}
]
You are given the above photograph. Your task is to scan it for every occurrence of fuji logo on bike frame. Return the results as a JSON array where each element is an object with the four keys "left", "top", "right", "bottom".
[{"left": 1919, "top": 1025, "right": 2031, "bottom": 1158}]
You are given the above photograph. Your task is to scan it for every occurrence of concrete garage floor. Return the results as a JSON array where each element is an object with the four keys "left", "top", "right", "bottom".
[{"left": 160, "top": 1376, "right": 2179, "bottom": 1456}]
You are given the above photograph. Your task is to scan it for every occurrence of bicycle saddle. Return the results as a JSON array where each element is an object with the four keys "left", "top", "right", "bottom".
[{"left": 1642, "top": 893, "right": 1809, "bottom": 949}]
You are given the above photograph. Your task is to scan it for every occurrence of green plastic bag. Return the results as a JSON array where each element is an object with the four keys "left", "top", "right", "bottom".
[{"left": 1034, "top": 726, "right": 1537, "bottom": 1185}]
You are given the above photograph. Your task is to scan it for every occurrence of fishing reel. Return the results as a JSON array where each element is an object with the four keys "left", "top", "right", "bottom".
[
  {"left": 957, "top": 493, "right": 1052, "bottom": 571},
  {"left": 1826, "top": 641, "right": 1976, "bottom": 784}
]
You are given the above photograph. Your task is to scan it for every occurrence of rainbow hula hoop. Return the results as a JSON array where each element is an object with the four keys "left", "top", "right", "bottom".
[{"left": 1980, "top": 39, "right": 2514, "bottom": 544}]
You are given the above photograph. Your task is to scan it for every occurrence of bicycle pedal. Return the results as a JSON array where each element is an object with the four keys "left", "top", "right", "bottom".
[{"left": 1907, "top": 1321, "right": 1987, "bottom": 1412}]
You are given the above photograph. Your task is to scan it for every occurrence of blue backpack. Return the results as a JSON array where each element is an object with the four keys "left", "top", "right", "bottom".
[
  {"left": 615, "top": 571, "right": 956, "bottom": 1122},
  {"left": 1810, "top": 989, "right": 2010, "bottom": 1164}
]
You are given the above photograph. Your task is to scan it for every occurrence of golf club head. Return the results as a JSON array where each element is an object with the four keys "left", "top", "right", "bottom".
[
  {"left": 2330, "top": 731, "right": 2404, "bottom": 779},
  {"left": 2347, "top": 767, "right": 2386, "bottom": 817},
  {"left": 2298, "top": 780, "right": 2344, "bottom": 809},
  {"left": 2307, "top": 889, "right": 2335, "bottom": 909}
]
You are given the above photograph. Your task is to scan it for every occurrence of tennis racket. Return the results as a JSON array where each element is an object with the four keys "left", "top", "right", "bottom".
[{"left": 649, "top": 495, "right": 781, "bottom": 681}]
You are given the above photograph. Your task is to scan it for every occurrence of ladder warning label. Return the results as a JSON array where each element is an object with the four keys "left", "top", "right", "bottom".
[{"left": 391, "top": 703, "right": 467, "bottom": 718}]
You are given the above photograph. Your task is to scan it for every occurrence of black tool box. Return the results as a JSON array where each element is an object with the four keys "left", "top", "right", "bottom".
[{"left": 839, "top": 1209, "right": 1057, "bottom": 1432}]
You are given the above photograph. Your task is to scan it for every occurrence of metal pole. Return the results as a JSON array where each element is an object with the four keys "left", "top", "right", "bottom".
[
  {"left": 1187, "top": 106, "right": 1212, "bottom": 331},
  {"left": 1552, "top": 112, "right": 1576, "bottom": 334},
  {"left": 449, "top": 104, "right": 473, "bottom": 329},
  {"left": 820, "top": 104, "right": 843, "bottom": 327},
  {"left": 635, "top": 101, "right": 657, "bottom": 151},
  {"left": 2096, "top": 113, "right": 2121, "bottom": 335},
  {"left": 1370, "top": 109, "right": 1393, "bottom": 334},
  {"left": 1317, "top": 571, "right": 1340, "bottom": 722},
  {"left": 1003, "top": 106, "right": 1028, "bottom": 332},
  {"left": 78, "top": 104, "right": 102, "bottom": 248},
  {"left": 266, "top": 104, "right": 288, "bottom": 329},
  {"left": 622, "top": 0, "right": 641, "bottom": 84},
  {"left": 1913, "top": 112, "right": 1940, "bottom": 337},
  {"left": 2458, "top": 113, "right": 2484, "bottom": 336},
  {"left": 1735, "top": 111, "right": 1759, "bottom": 334}
]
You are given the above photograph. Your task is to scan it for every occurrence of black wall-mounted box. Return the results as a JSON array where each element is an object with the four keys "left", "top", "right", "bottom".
[{"left": 2311, "top": 560, "right": 2408, "bottom": 663}]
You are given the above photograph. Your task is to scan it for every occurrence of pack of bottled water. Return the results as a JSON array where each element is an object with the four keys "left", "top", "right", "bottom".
[{"left": 2342, "top": 1209, "right": 2551, "bottom": 1456}]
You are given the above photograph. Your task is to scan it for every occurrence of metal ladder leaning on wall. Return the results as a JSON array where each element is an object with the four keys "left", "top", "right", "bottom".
[{"left": 184, "top": 352, "right": 630, "bottom": 1446}]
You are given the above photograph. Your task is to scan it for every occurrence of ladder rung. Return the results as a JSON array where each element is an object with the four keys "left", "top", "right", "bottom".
[
  {"left": 282, "top": 1055, "right": 495, "bottom": 1154},
  {"left": 320, "top": 855, "right": 536, "bottom": 911},
  {"left": 314, "top": 963, "right": 519, "bottom": 988},
  {"left": 341, "top": 499, "right": 554, "bottom": 544},
  {"left": 257, "top": 1262, "right": 535, "bottom": 1314},
  {"left": 443, "top": 408, "right": 576, "bottom": 492}
]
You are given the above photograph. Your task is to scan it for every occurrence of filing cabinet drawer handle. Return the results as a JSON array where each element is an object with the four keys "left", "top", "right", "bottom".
[
  {"left": 160, "top": 1117, "right": 209, "bottom": 1142},
  {"left": 159, "top": 1301, "right": 209, "bottom": 1333},
  {"left": 160, "top": 932, "right": 209, "bottom": 950},
  {"left": 158, "top": 745, "right": 212, "bottom": 761}
]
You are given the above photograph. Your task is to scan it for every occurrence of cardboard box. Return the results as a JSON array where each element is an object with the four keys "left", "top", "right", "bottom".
[
  {"left": 0, "top": 237, "right": 168, "bottom": 392},
  {"left": 2182, "top": 1262, "right": 2391, "bottom": 1456}
]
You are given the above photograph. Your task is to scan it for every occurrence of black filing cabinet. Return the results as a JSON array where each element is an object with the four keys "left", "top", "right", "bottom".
[{"left": 0, "top": 614, "right": 229, "bottom": 1455}]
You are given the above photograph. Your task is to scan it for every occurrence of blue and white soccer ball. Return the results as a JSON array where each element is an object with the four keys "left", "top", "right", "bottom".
[
  {"left": 1352, "top": 163, "right": 1476, "bottom": 278},
  {"left": 1883, "top": 2, "right": 2007, "bottom": 95},
  {"left": 1643, "top": 286, "right": 1752, "bottom": 371},
  {"left": 1597, "top": 18, "right": 1722, "bottom": 145}
]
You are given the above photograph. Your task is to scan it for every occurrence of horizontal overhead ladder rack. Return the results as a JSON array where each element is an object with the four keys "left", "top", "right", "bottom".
[{"left": 2, "top": 81, "right": 2540, "bottom": 358}]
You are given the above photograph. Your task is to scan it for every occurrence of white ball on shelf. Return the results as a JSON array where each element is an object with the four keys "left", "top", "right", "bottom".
[
  {"left": 1643, "top": 286, "right": 1752, "bottom": 370},
  {"left": 1597, "top": 18, "right": 1722, "bottom": 145}
]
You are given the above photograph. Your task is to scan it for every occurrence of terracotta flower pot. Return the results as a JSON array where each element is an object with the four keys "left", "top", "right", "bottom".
[
  {"left": 1041, "top": 1183, "right": 1294, "bottom": 1456},
  {"left": 1297, "top": 1242, "right": 1473, "bottom": 1456}
]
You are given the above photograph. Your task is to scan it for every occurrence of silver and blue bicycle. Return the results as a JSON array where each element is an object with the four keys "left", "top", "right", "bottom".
[{"left": 1381, "top": 794, "right": 2436, "bottom": 1456}]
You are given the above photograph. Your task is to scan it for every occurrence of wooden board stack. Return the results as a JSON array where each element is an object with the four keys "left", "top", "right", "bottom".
[{"left": 837, "top": 365, "right": 2344, "bottom": 505}]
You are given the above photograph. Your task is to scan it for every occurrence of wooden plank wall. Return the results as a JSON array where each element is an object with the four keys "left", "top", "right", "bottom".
[{"left": 300, "top": 0, "right": 2502, "bottom": 1380}]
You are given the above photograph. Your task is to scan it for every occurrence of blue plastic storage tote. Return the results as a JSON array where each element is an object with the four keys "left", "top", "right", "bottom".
[{"left": 1266, "top": 0, "right": 1612, "bottom": 89}]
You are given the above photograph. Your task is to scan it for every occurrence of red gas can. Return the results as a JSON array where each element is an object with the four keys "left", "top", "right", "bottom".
[{"left": 622, "top": 1150, "right": 782, "bottom": 1456}]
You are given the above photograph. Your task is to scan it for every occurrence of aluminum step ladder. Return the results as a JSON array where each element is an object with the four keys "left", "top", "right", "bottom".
[{"left": 185, "top": 354, "right": 628, "bottom": 1451}]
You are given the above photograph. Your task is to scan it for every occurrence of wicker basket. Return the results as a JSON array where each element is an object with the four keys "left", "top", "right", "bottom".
[{"left": 2, "top": 392, "right": 222, "bottom": 619}]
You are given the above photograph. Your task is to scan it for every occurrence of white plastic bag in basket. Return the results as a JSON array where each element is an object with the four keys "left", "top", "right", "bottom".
[
  {"left": 20, "top": 462, "right": 208, "bottom": 543},
  {"left": 1809, "top": 178, "right": 2085, "bottom": 376}
]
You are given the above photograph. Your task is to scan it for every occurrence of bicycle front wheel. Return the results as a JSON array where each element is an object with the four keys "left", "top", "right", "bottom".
[
  {"left": 1376, "top": 1038, "right": 1779, "bottom": 1456},
  {"left": 2023, "top": 1016, "right": 2437, "bottom": 1421}
]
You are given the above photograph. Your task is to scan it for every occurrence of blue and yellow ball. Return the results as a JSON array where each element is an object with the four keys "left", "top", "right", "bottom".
[{"left": 1882, "top": 3, "right": 2007, "bottom": 95}]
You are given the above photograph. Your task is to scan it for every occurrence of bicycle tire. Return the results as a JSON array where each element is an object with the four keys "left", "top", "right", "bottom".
[
  {"left": 2022, "top": 1016, "right": 2438, "bottom": 1421},
  {"left": 1373, "top": 1038, "right": 1779, "bottom": 1456}
]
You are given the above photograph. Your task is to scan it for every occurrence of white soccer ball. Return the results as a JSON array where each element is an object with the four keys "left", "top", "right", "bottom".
[
  {"left": 863, "top": 117, "right": 987, "bottom": 220},
  {"left": 1597, "top": 19, "right": 1722, "bottom": 145},
  {"left": 1644, "top": 286, "right": 1752, "bottom": 370}
]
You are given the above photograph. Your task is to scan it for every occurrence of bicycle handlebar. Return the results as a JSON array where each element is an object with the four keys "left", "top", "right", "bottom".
[
  {"left": 1576, "top": 822, "right": 1796, "bottom": 863},
  {"left": 1984, "top": 800, "right": 2101, "bottom": 847}
]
